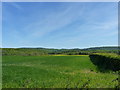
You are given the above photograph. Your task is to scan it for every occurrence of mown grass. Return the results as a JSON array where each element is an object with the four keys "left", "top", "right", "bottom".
[{"left": 2, "top": 55, "right": 118, "bottom": 88}]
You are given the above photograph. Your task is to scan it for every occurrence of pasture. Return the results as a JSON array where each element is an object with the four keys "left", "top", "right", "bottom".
[{"left": 2, "top": 55, "right": 118, "bottom": 88}]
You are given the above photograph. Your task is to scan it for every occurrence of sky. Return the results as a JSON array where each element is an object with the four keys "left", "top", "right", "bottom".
[{"left": 2, "top": 2, "right": 118, "bottom": 49}]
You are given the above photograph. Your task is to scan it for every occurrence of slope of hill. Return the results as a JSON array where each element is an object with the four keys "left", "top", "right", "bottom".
[{"left": 1, "top": 46, "right": 119, "bottom": 56}]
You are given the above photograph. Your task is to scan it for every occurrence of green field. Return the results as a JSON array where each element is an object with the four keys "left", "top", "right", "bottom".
[{"left": 2, "top": 55, "right": 118, "bottom": 88}]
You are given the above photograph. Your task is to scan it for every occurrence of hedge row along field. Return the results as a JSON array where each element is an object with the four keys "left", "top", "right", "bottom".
[{"left": 89, "top": 53, "right": 120, "bottom": 71}]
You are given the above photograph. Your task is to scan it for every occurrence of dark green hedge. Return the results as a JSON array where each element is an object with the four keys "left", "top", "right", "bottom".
[{"left": 89, "top": 53, "right": 120, "bottom": 71}]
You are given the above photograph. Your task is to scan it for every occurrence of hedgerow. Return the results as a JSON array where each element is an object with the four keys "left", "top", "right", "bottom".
[{"left": 89, "top": 53, "right": 120, "bottom": 71}]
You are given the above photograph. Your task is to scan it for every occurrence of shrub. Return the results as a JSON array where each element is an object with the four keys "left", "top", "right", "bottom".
[{"left": 89, "top": 53, "right": 120, "bottom": 71}]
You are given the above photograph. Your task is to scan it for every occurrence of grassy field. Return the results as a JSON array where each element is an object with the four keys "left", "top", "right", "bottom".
[{"left": 2, "top": 55, "right": 118, "bottom": 88}]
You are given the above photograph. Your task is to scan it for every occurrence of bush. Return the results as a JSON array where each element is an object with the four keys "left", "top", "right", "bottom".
[{"left": 89, "top": 53, "right": 120, "bottom": 71}]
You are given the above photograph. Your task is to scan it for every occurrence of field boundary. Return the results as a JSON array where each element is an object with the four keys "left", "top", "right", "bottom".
[{"left": 89, "top": 53, "right": 120, "bottom": 71}]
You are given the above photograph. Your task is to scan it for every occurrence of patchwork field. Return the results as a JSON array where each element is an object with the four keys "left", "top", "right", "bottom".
[{"left": 2, "top": 55, "right": 118, "bottom": 88}]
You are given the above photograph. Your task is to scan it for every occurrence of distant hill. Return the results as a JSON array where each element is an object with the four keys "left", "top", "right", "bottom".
[
  {"left": 16, "top": 46, "right": 119, "bottom": 50},
  {"left": 2, "top": 46, "right": 119, "bottom": 56},
  {"left": 82, "top": 46, "right": 119, "bottom": 51}
]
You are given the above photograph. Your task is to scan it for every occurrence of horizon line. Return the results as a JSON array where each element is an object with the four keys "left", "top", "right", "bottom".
[{"left": 1, "top": 45, "right": 118, "bottom": 49}]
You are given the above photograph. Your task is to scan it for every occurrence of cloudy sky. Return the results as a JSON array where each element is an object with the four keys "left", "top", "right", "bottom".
[{"left": 2, "top": 2, "right": 118, "bottom": 49}]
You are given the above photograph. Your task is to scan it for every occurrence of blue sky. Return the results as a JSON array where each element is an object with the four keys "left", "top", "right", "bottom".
[{"left": 2, "top": 2, "right": 118, "bottom": 49}]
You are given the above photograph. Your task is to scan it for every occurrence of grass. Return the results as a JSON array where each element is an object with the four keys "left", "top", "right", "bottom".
[{"left": 2, "top": 55, "right": 118, "bottom": 88}]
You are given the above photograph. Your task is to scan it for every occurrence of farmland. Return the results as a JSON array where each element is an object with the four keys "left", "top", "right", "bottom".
[{"left": 2, "top": 55, "right": 119, "bottom": 88}]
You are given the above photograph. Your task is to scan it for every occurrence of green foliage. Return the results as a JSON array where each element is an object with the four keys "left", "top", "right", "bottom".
[
  {"left": 3, "top": 56, "right": 118, "bottom": 88},
  {"left": 2, "top": 46, "right": 119, "bottom": 56},
  {"left": 89, "top": 53, "right": 120, "bottom": 71}
]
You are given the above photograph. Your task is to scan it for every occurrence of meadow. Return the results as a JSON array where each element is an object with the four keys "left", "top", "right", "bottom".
[{"left": 2, "top": 55, "right": 118, "bottom": 88}]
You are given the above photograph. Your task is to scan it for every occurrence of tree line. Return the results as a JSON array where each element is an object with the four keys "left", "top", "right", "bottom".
[{"left": 1, "top": 46, "right": 119, "bottom": 56}]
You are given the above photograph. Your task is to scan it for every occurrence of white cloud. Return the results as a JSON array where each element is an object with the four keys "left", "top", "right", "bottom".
[
  {"left": 10, "top": 3, "right": 23, "bottom": 10},
  {"left": 23, "top": 4, "right": 85, "bottom": 38}
]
